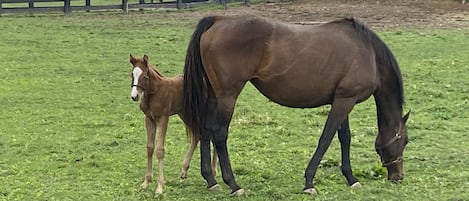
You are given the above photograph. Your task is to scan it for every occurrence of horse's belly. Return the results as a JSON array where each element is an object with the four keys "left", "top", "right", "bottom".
[{"left": 250, "top": 78, "right": 335, "bottom": 108}]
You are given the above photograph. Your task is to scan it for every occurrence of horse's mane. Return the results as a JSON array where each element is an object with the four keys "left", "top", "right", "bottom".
[
  {"left": 149, "top": 64, "right": 165, "bottom": 77},
  {"left": 335, "top": 18, "right": 404, "bottom": 107}
]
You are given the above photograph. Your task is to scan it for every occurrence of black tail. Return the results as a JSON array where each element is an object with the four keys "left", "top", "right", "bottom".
[
  {"left": 347, "top": 17, "right": 404, "bottom": 107},
  {"left": 183, "top": 16, "right": 217, "bottom": 141}
]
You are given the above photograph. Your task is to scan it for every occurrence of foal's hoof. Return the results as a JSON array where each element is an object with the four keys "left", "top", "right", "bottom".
[
  {"left": 230, "top": 188, "right": 245, "bottom": 196},
  {"left": 351, "top": 182, "right": 362, "bottom": 188},
  {"left": 208, "top": 184, "right": 221, "bottom": 191},
  {"left": 303, "top": 188, "right": 318, "bottom": 195},
  {"left": 154, "top": 192, "right": 163, "bottom": 198},
  {"left": 140, "top": 182, "right": 150, "bottom": 189}
]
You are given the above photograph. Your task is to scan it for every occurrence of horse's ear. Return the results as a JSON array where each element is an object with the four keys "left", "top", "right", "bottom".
[
  {"left": 402, "top": 109, "right": 411, "bottom": 124},
  {"left": 129, "top": 54, "right": 136, "bottom": 65},
  {"left": 143, "top": 55, "right": 149, "bottom": 66}
]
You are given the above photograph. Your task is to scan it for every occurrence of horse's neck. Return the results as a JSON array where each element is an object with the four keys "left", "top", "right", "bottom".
[
  {"left": 373, "top": 62, "right": 404, "bottom": 135},
  {"left": 373, "top": 93, "right": 402, "bottom": 140},
  {"left": 147, "top": 67, "right": 166, "bottom": 91},
  {"left": 140, "top": 69, "right": 184, "bottom": 117}
]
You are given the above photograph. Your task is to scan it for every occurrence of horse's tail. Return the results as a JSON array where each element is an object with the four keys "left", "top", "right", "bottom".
[
  {"left": 183, "top": 16, "right": 217, "bottom": 142},
  {"left": 347, "top": 17, "right": 404, "bottom": 107}
]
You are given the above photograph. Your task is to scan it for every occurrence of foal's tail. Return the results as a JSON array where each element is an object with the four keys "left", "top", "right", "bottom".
[
  {"left": 347, "top": 18, "right": 404, "bottom": 107},
  {"left": 183, "top": 16, "right": 217, "bottom": 141}
]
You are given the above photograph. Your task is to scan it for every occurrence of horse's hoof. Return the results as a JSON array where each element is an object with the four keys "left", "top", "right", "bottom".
[
  {"left": 351, "top": 182, "right": 362, "bottom": 188},
  {"left": 180, "top": 176, "right": 187, "bottom": 183},
  {"left": 303, "top": 188, "right": 318, "bottom": 195},
  {"left": 154, "top": 192, "right": 163, "bottom": 198},
  {"left": 140, "top": 182, "right": 149, "bottom": 189},
  {"left": 230, "top": 188, "right": 245, "bottom": 196},
  {"left": 208, "top": 184, "right": 221, "bottom": 191}
]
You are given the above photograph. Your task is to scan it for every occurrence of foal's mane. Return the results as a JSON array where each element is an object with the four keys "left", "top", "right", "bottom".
[
  {"left": 333, "top": 18, "right": 404, "bottom": 107},
  {"left": 149, "top": 64, "right": 165, "bottom": 78}
]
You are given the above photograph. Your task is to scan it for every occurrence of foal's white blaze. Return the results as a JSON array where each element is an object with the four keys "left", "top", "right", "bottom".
[{"left": 131, "top": 67, "right": 143, "bottom": 99}]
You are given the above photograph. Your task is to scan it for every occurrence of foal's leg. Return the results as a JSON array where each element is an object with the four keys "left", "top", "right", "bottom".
[
  {"left": 141, "top": 117, "right": 156, "bottom": 189},
  {"left": 337, "top": 116, "right": 361, "bottom": 187},
  {"left": 181, "top": 127, "right": 197, "bottom": 180},
  {"left": 211, "top": 141, "right": 218, "bottom": 177},
  {"left": 154, "top": 116, "right": 169, "bottom": 195},
  {"left": 180, "top": 127, "right": 218, "bottom": 180},
  {"left": 303, "top": 97, "right": 356, "bottom": 195}
]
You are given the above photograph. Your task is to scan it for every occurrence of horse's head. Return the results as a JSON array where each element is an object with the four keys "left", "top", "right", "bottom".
[
  {"left": 375, "top": 111, "right": 410, "bottom": 182},
  {"left": 129, "top": 54, "right": 151, "bottom": 102}
]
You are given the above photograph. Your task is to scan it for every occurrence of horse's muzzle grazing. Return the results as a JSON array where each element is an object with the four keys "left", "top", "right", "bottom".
[
  {"left": 386, "top": 161, "right": 404, "bottom": 182},
  {"left": 131, "top": 95, "right": 139, "bottom": 102}
]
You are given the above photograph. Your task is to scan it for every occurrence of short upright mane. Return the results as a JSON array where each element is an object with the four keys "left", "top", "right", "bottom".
[{"left": 149, "top": 64, "right": 164, "bottom": 77}]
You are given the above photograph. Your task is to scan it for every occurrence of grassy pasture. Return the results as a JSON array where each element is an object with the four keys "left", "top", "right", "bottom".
[{"left": 0, "top": 9, "right": 468, "bottom": 201}]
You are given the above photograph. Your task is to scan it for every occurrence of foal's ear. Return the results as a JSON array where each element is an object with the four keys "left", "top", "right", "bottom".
[
  {"left": 129, "top": 54, "right": 136, "bottom": 65},
  {"left": 143, "top": 55, "right": 149, "bottom": 66},
  {"left": 402, "top": 109, "right": 411, "bottom": 124}
]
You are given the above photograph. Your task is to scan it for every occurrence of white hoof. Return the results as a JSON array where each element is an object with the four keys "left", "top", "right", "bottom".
[
  {"left": 208, "top": 184, "right": 221, "bottom": 191},
  {"left": 154, "top": 191, "right": 163, "bottom": 197},
  {"left": 140, "top": 182, "right": 149, "bottom": 189},
  {"left": 230, "top": 188, "right": 245, "bottom": 196},
  {"left": 351, "top": 182, "right": 362, "bottom": 188},
  {"left": 155, "top": 188, "right": 163, "bottom": 194},
  {"left": 303, "top": 188, "right": 318, "bottom": 195}
]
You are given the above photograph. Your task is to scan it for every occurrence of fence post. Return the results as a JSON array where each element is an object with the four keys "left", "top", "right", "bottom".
[
  {"left": 122, "top": 0, "right": 128, "bottom": 14},
  {"left": 29, "top": 0, "right": 34, "bottom": 14},
  {"left": 221, "top": 0, "right": 227, "bottom": 10},
  {"left": 177, "top": 0, "right": 182, "bottom": 10},
  {"left": 64, "top": 0, "right": 71, "bottom": 15},
  {"left": 85, "top": 0, "right": 91, "bottom": 12},
  {"left": 139, "top": 0, "right": 144, "bottom": 11},
  {"left": 0, "top": 1, "right": 3, "bottom": 17},
  {"left": 245, "top": 0, "right": 250, "bottom": 7}
]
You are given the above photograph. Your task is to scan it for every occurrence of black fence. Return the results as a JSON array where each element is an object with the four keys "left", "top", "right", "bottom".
[{"left": 0, "top": 0, "right": 250, "bottom": 16}]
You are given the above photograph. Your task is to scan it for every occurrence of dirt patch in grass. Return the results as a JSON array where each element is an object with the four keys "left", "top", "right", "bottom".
[{"left": 159, "top": 0, "right": 469, "bottom": 29}]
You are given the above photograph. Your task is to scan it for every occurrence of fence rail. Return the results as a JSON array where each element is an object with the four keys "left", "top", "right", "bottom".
[{"left": 0, "top": 0, "right": 249, "bottom": 16}]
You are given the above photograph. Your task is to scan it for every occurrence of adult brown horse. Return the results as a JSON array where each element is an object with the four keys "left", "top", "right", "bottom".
[{"left": 183, "top": 15, "right": 410, "bottom": 196}]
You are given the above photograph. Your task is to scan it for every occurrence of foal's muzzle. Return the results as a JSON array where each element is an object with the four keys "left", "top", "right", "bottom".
[{"left": 130, "top": 84, "right": 141, "bottom": 102}]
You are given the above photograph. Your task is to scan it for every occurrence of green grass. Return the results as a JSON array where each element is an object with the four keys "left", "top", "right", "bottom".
[{"left": 0, "top": 10, "right": 468, "bottom": 201}]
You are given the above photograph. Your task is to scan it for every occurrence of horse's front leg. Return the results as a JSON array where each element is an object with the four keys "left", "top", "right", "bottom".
[
  {"left": 141, "top": 117, "right": 156, "bottom": 189},
  {"left": 154, "top": 116, "right": 169, "bottom": 196},
  {"left": 304, "top": 97, "right": 356, "bottom": 195}
]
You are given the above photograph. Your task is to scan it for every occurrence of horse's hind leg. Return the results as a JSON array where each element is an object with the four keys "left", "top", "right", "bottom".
[
  {"left": 141, "top": 117, "right": 156, "bottom": 189},
  {"left": 304, "top": 97, "right": 356, "bottom": 194},
  {"left": 154, "top": 116, "right": 169, "bottom": 196},
  {"left": 337, "top": 116, "right": 361, "bottom": 187},
  {"left": 205, "top": 97, "right": 243, "bottom": 195}
]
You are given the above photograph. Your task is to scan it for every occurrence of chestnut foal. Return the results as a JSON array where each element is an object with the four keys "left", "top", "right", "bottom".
[{"left": 129, "top": 54, "right": 217, "bottom": 196}]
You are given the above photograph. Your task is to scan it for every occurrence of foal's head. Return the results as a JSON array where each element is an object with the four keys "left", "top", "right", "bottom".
[
  {"left": 375, "top": 111, "right": 410, "bottom": 182},
  {"left": 129, "top": 54, "right": 151, "bottom": 102}
]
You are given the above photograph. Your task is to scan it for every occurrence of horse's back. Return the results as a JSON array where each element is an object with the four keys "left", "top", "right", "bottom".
[{"left": 200, "top": 16, "right": 377, "bottom": 108}]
